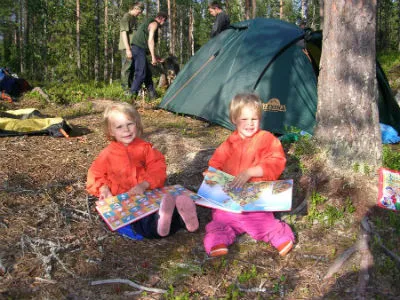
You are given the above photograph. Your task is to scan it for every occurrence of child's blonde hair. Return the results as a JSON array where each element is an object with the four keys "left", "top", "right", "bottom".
[
  {"left": 103, "top": 102, "right": 144, "bottom": 141},
  {"left": 229, "top": 93, "right": 262, "bottom": 124}
]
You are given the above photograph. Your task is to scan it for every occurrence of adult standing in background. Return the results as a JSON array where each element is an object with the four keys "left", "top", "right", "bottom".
[
  {"left": 129, "top": 12, "right": 168, "bottom": 100},
  {"left": 119, "top": 2, "right": 144, "bottom": 92},
  {"left": 208, "top": 1, "right": 230, "bottom": 38}
]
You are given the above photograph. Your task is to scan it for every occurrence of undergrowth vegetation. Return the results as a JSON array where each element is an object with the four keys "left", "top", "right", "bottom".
[
  {"left": 378, "top": 51, "right": 400, "bottom": 91},
  {"left": 383, "top": 145, "right": 400, "bottom": 170},
  {"left": 23, "top": 80, "right": 165, "bottom": 105}
]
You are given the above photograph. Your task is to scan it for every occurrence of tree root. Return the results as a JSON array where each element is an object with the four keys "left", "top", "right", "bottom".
[
  {"left": 90, "top": 278, "right": 167, "bottom": 294},
  {"left": 362, "top": 216, "right": 400, "bottom": 269},
  {"left": 323, "top": 215, "right": 400, "bottom": 298}
]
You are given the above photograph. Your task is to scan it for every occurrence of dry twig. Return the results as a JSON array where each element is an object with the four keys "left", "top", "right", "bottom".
[
  {"left": 91, "top": 278, "right": 167, "bottom": 294},
  {"left": 21, "top": 235, "right": 80, "bottom": 279}
]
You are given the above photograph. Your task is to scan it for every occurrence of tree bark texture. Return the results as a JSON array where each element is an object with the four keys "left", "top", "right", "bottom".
[
  {"left": 104, "top": 0, "right": 108, "bottom": 81},
  {"left": 76, "top": 0, "right": 81, "bottom": 71},
  {"left": 398, "top": 0, "right": 400, "bottom": 51},
  {"left": 171, "top": 0, "right": 177, "bottom": 56},
  {"left": 319, "top": 0, "right": 324, "bottom": 31},
  {"left": 94, "top": 0, "right": 100, "bottom": 81},
  {"left": 315, "top": 0, "right": 381, "bottom": 170},
  {"left": 189, "top": 6, "right": 194, "bottom": 57},
  {"left": 252, "top": 0, "right": 256, "bottom": 19}
]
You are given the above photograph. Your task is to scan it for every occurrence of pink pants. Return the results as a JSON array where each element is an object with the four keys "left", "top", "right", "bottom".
[{"left": 204, "top": 209, "right": 295, "bottom": 254}]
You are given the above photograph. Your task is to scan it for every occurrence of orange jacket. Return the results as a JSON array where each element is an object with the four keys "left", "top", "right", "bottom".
[
  {"left": 209, "top": 130, "right": 286, "bottom": 182},
  {"left": 86, "top": 138, "right": 166, "bottom": 197}
]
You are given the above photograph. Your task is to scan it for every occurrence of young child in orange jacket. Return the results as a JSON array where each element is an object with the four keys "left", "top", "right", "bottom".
[
  {"left": 204, "top": 93, "right": 295, "bottom": 257},
  {"left": 87, "top": 102, "right": 198, "bottom": 238}
]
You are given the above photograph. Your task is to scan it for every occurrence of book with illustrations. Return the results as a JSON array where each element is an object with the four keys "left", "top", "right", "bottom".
[
  {"left": 377, "top": 167, "right": 400, "bottom": 211},
  {"left": 95, "top": 184, "right": 202, "bottom": 231},
  {"left": 196, "top": 167, "right": 292, "bottom": 212}
]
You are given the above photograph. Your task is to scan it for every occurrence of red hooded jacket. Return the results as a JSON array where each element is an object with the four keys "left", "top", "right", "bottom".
[
  {"left": 209, "top": 130, "right": 286, "bottom": 181},
  {"left": 86, "top": 138, "right": 166, "bottom": 197}
]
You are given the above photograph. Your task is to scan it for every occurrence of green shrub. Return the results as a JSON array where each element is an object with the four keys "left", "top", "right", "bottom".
[
  {"left": 378, "top": 51, "right": 400, "bottom": 75},
  {"left": 382, "top": 145, "right": 400, "bottom": 171}
]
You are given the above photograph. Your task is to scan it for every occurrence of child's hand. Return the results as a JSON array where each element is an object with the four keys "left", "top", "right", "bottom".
[
  {"left": 128, "top": 181, "right": 150, "bottom": 196},
  {"left": 99, "top": 185, "right": 112, "bottom": 200},
  {"left": 230, "top": 170, "right": 252, "bottom": 189}
]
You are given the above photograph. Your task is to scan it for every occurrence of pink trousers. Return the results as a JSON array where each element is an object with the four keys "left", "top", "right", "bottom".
[{"left": 204, "top": 209, "right": 295, "bottom": 254}]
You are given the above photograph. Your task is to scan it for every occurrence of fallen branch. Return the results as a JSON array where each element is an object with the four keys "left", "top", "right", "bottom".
[
  {"left": 301, "top": 254, "right": 329, "bottom": 261},
  {"left": 91, "top": 278, "right": 167, "bottom": 294},
  {"left": 238, "top": 286, "right": 271, "bottom": 293}
]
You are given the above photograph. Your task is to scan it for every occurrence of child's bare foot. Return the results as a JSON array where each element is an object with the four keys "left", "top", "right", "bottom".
[
  {"left": 175, "top": 195, "right": 199, "bottom": 232},
  {"left": 157, "top": 194, "right": 175, "bottom": 236}
]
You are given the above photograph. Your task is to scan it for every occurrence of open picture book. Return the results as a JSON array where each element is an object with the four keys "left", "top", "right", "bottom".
[
  {"left": 377, "top": 167, "right": 400, "bottom": 211},
  {"left": 196, "top": 167, "right": 293, "bottom": 213},
  {"left": 95, "top": 184, "right": 202, "bottom": 231}
]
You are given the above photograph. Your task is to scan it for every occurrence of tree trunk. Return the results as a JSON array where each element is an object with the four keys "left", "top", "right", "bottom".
[
  {"left": 104, "top": 0, "right": 108, "bottom": 82},
  {"left": 301, "top": 0, "right": 308, "bottom": 23},
  {"left": 179, "top": 16, "right": 183, "bottom": 65},
  {"left": 319, "top": 0, "right": 324, "bottom": 31},
  {"left": 189, "top": 6, "right": 194, "bottom": 57},
  {"left": 171, "top": 0, "right": 177, "bottom": 56},
  {"left": 167, "top": 0, "right": 174, "bottom": 55},
  {"left": 251, "top": 0, "right": 256, "bottom": 19},
  {"left": 16, "top": 2, "right": 22, "bottom": 73},
  {"left": 21, "top": 0, "right": 28, "bottom": 74},
  {"left": 398, "top": 0, "right": 400, "bottom": 51},
  {"left": 245, "top": 0, "right": 250, "bottom": 20},
  {"left": 280, "top": 0, "right": 284, "bottom": 20},
  {"left": 76, "top": 0, "right": 81, "bottom": 71},
  {"left": 315, "top": 0, "right": 381, "bottom": 171},
  {"left": 94, "top": 0, "right": 100, "bottom": 81}
]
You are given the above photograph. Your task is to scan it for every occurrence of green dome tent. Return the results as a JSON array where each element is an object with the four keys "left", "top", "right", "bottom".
[{"left": 159, "top": 18, "right": 400, "bottom": 135}]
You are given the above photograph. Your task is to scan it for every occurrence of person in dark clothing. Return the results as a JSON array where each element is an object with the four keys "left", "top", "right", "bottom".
[
  {"left": 119, "top": 2, "right": 144, "bottom": 91},
  {"left": 129, "top": 12, "right": 168, "bottom": 101},
  {"left": 208, "top": 1, "right": 230, "bottom": 38}
]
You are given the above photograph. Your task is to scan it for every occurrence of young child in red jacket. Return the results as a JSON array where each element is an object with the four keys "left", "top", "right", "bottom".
[
  {"left": 204, "top": 93, "right": 295, "bottom": 257},
  {"left": 87, "top": 102, "right": 198, "bottom": 238}
]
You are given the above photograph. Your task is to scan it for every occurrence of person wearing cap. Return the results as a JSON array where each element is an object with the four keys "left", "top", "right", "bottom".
[{"left": 119, "top": 2, "right": 144, "bottom": 91}]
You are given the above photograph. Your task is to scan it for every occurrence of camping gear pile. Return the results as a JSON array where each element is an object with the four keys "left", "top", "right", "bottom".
[
  {"left": 159, "top": 18, "right": 400, "bottom": 139},
  {"left": 0, "top": 68, "right": 32, "bottom": 102},
  {"left": 0, "top": 108, "right": 71, "bottom": 137}
]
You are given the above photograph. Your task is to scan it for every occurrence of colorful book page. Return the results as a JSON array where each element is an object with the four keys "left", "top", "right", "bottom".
[
  {"left": 196, "top": 167, "right": 292, "bottom": 212},
  {"left": 378, "top": 168, "right": 400, "bottom": 211},
  {"left": 95, "top": 184, "right": 201, "bottom": 231}
]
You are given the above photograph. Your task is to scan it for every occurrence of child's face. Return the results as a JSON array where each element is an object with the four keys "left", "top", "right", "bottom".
[
  {"left": 109, "top": 111, "right": 137, "bottom": 146},
  {"left": 233, "top": 106, "right": 260, "bottom": 138}
]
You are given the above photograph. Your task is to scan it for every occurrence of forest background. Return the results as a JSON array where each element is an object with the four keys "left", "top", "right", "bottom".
[{"left": 0, "top": 0, "right": 399, "bottom": 86}]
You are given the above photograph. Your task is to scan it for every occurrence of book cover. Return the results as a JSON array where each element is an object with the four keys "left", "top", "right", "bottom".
[
  {"left": 196, "top": 167, "right": 292, "bottom": 212},
  {"left": 95, "top": 184, "right": 202, "bottom": 231},
  {"left": 377, "top": 167, "right": 400, "bottom": 211}
]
